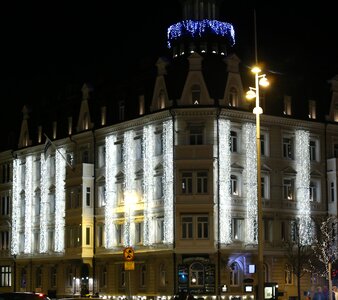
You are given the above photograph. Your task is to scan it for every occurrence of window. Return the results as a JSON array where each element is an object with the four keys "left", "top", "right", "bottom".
[
  {"left": 135, "top": 137, "right": 143, "bottom": 160},
  {"left": 285, "top": 265, "right": 293, "bottom": 284},
  {"left": 308, "top": 100, "right": 316, "bottom": 119},
  {"left": 181, "top": 215, "right": 209, "bottom": 240},
  {"left": 230, "top": 131, "right": 238, "bottom": 152},
  {"left": 98, "top": 185, "right": 106, "bottom": 207},
  {"left": 155, "top": 132, "right": 163, "bottom": 156},
  {"left": 97, "top": 223, "right": 104, "bottom": 247},
  {"left": 182, "top": 172, "right": 193, "bottom": 194},
  {"left": 1, "top": 193, "right": 9, "bottom": 216},
  {"left": 181, "top": 170, "right": 208, "bottom": 194},
  {"left": 283, "top": 178, "right": 294, "bottom": 200},
  {"left": 0, "top": 266, "right": 11, "bottom": 287},
  {"left": 264, "top": 219, "right": 272, "bottom": 242},
  {"left": 159, "top": 264, "right": 166, "bottom": 287},
  {"left": 140, "top": 265, "right": 146, "bottom": 288},
  {"left": 86, "top": 187, "right": 91, "bottom": 206},
  {"left": 189, "top": 126, "right": 203, "bottom": 145},
  {"left": 117, "top": 224, "right": 124, "bottom": 245},
  {"left": 50, "top": 267, "right": 57, "bottom": 288},
  {"left": 98, "top": 145, "right": 106, "bottom": 168},
  {"left": 119, "top": 267, "right": 126, "bottom": 288},
  {"left": 135, "top": 222, "right": 143, "bottom": 244},
  {"left": 197, "top": 171, "right": 208, "bottom": 193},
  {"left": 182, "top": 216, "right": 193, "bottom": 239},
  {"left": 230, "top": 175, "right": 239, "bottom": 195},
  {"left": 309, "top": 140, "right": 317, "bottom": 161},
  {"left": 261, "top": 133, "right": 269, "bottom": 156},
  {"left": 232, "top": 218, "right": 244, "bottom": 241},
  {"left": 261, "top": 176, "right": 268, "bottom": 199},
  {"left": 331, "top": 182, "right": 335, "bottom": 202},
  {"left": 190, "top": 262, "right": 204, "bottom": 287},
  {"left": 82, "top": 150, "right": 89, "bottom": 163},
  {"left": 100, "top": 266, "right": 107, "bottom": 287},
  {"left": 228, "top": 87, "right": 238, "bottom": 107},
  {"left": 155, "top": 218, "right": 164, "bottom": 243},
  {"left": 86, "top": 227, "right": 90, "bottom": 245},
  {"left": 283, "top": 137, "right": 293, "bottom": 159},
  {"left": 0, "top": 231, "right": 9, "bottom": 250},
  {"left": 116, "top": 143, "right": 123, "bottom": 164},
  {"left": 309, "top": 181, "right": 317, "bottom": 202},
  {"left": 36, "top": 267, "right": 42, "bottom": 287},
  {"left": 230, "top": 262, "right": 240, "bottom": 286},
  {"left": 334, "top": 143, "right": 338, "bottom": 158},
  {"left": 197, "top": 216, "right": 209, "bottom": 238},
  {"left": 155, "top": 175, "right": 163, "bottom": 199},
  {"left": 191, "top": 85, "right": 201, "bottom": 104}
]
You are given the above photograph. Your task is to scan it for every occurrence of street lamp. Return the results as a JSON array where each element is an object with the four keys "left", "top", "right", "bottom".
[{"left": 246, "top": 66, "right": 269, "bottom": 300}]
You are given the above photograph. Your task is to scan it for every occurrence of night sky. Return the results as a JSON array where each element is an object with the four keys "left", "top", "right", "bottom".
[{"left": 1, "top": 2, "right": 337, "bottom": 149}]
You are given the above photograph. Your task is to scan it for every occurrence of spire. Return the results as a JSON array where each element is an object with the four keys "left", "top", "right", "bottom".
[{"left": 167, "top": 0, "right": 235, "bottom": 58}]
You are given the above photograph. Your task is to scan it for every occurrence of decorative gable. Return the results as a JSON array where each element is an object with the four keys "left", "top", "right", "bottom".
[
  {"left": 221, "top": 54, "right": 247, "bottom": 109},
  {"left": 151, "top": 57, "right": 170, "bottom": 112},
  {"left": 179, "top": 53, "right": 213, "bottom": 106},
  {"left": 18, "top": 105, "right": 32, "bottom": 148},
  {"left": 77, "top": 83, "right": 94, "bottom": 132}
]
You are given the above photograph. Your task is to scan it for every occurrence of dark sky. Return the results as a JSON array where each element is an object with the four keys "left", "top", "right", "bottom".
[{"left": 1, "top": 2, "right": 337, "bottom": 148}]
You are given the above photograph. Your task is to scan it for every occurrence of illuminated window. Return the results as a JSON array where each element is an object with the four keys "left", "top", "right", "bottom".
[
  {"left": 229, "top": 87, "right": 238, "bottom": 107},
  {"left": 0, "top": 266, "right": 11, "bottom": 287},
  {"left": 308, "top": 100, "right": 316, "bottom": 119},
  {"left": 283, "top": 178, "right": 295, "bottom": 200},
  {"left": 285, "top": 264, "right": 293, "bottom": 284},
  {"left": 283, "top": 137, "right": 293, "bottom": 159},
  {"left": 190, "top": 262, "right": 204, "bottom": 287},
  {"left": 232, "top": 218, "right": 244, "bottom": 241}
]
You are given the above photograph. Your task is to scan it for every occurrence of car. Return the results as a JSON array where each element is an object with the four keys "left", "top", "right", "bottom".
[{"left": 0, "top": 292, "right": 51, "bottom": 300}]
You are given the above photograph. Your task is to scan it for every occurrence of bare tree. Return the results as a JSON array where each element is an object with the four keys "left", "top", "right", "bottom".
[
  {"left": 309, "top": 216, "right": 338, "bottom": 300},
  {"left": 284, "top": 218, "right": 314, "bottom": 300}
]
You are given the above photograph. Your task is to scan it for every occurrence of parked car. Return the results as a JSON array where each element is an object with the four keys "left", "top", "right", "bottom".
[{"left": 0, "top": 292, "right": 51, "bottom": 300}]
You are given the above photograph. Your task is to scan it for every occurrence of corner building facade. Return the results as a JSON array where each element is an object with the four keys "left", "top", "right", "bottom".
[{"left": 0, "top": 1, "right": 338, "bottom": 299}]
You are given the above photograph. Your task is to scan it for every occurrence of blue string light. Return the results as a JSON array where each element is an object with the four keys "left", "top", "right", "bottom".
[{"left": 167, "top": 19, "right": 235, "bottom": 48}]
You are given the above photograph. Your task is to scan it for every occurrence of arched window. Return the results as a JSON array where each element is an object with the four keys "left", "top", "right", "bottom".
[
  {"left": 230, "top": 262, "right": 240, "bottom": 286},
  {"left": 189, "top": 262, "right": 204, "bottom": 287}
]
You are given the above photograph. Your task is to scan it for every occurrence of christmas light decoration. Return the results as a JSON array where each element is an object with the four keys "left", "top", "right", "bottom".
[
  {"left": 40, "top": 154, "right": 49, "bottom": 253},
  {"left": 55, "top": 148, "right": 66, "bottom": 252},
  {"left": 143, "top": 125, "right": 155, "bottom": 245},
  {"left": 24, "top": 156, "right": 33, "bottom": 253},
  {"left": 11, "top": 159, "right": 20, "bottom": 255},
  {"left": 295, "top": 130, "right": 312, "bottom": 245},
  {"left": 167, "top": 19, "right": 235, "bottom": 48},
  {"left": 105, "top": 134, "right": 118, "bottom": 249},
  {"left": 163, "top": 120, "right": 174, "bottom": 244},
  {"left": 123, "top": 130, "right": 136, "bottom": 247},
  {"left": 218, "top": 119, "right": 232, "bottom": 244},
  {"left": 243, "top": 123, "right": 258, "bottom": 244}
]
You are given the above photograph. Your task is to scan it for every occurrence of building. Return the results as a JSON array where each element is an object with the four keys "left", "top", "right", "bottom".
[{"left": 0, "top": 1, "right": 338, "bottom": 299}]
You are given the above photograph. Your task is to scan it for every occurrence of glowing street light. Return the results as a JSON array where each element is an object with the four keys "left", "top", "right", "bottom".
[{"left": 246, "top": 66, "right": 269, "bottom": 300}]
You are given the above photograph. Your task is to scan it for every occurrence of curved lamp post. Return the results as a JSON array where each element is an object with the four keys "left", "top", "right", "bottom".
[{"left": 246, "top": 66, "right": 269, "bottom": 300}]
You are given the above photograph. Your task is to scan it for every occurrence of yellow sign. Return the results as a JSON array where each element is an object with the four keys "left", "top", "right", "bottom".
[
  {"left": 123, "top": 246, "right": 135, "bottom": 261},
  {"left": 124, "top": 261, "right": 135, "bottom": 270}
]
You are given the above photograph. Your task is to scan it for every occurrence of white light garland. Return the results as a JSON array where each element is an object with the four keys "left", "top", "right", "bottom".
[
  {"left": 218, "top": 119, "right": 232, "bottom": 244},
  {"left": 163, "top": 120, "right": 174, "bottom": 244},
  {"left": 55, "top": 148, "right": 66, "bottom": 252},
  {"left": 295, "top": 130, "right": 312, "bottom": 245},
  {"left": 11, "top": 159, "right": 20, "bottom": 255},
  {"left": 105, "top": 134, "right": 118, "bottom": 249},
  {"left": 243, "top": 123, "right": 258, "bottom": 244},
  {"left": 40, "top": 154, "right": 49, "bottom": 253},
  {"left": 24, "top": 156, "right": 33, "bottom": 254},
  {"left": 143, "top": 125, "right": 155, "bottom": 245},
  {"left": 123, "top": 130, "right": 136, "bottom": 247}
]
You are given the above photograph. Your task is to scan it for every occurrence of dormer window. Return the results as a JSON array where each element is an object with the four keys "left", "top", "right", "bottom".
[
  {"left": 159, "top": 90, "right": 165, "bottom": 109},
  {"left": 229, "top": 87, "right": 238, "bottom": 107},
  {"left": 283, "top": 96, "right": 292, "bottom": 116},
  {"left": 191, "top": 84, "right": 200, "bottom": 105},
  {"left": 308, "top": 100, "right": 316, "bottom": 119}
]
